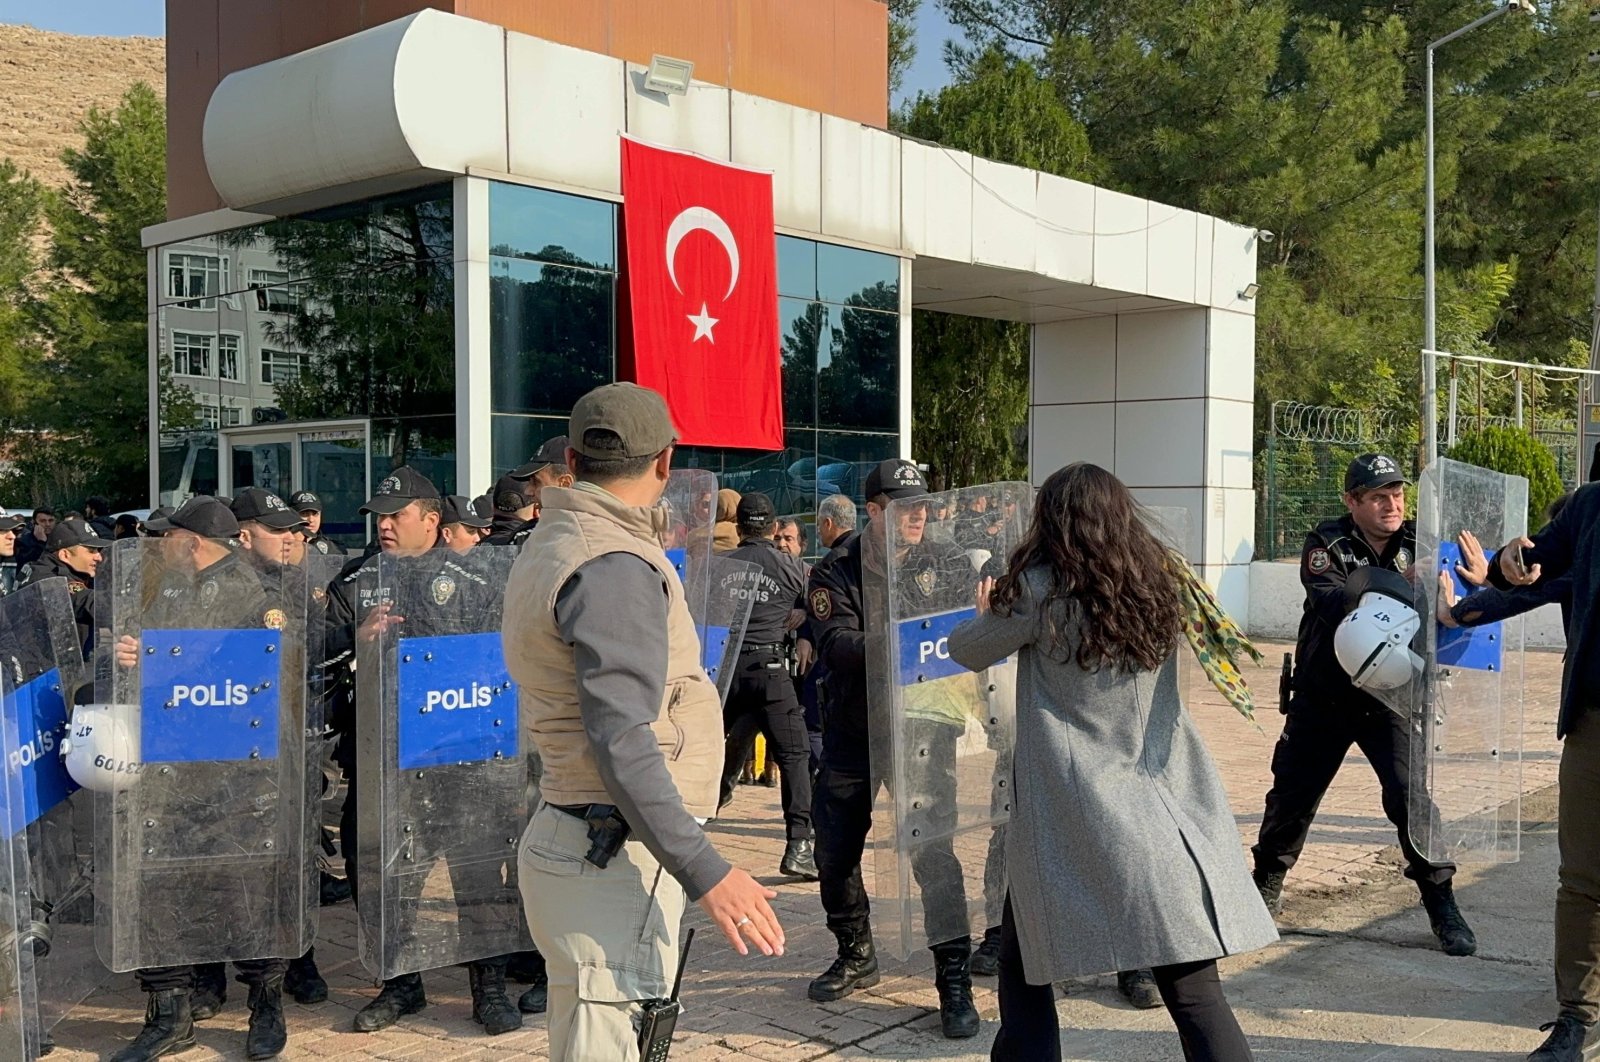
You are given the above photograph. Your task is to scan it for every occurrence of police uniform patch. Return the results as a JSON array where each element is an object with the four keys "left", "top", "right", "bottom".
[
  {"left": 916, "top": 568, "right": 936, "bottom": 597},
  {"left": 312, "top": 587, "right": 327, "bottom": 604},
  {"left": 67, "top": 579, "right": 86, "bottom": 595},
  {"left": 1396, "top": 548, "right": 1411, "bottom": 570},
  {"left": 809, "top": 587, "right": 833, "bottom": 621},
  {"left": 200, "top": 580, "right": 219, "bottom": 607},
  {"left": 263, "top": 609, "right": 286, "bottom": 630},
  {"left": 1307, "top": 548, "right": 1331, "bottom": 575},
  {"left": 431, "top": 574, "right": 456, "bottom": 605},
  {"left": 314, "top": 539, "right": 330, "bottom": 555}
]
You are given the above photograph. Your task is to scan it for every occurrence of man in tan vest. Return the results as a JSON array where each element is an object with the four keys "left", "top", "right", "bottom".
[{"left": 503, "top": 382, "right": 785, "bottom": 1060}]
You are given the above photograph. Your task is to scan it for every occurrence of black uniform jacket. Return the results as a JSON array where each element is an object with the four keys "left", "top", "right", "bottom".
[{"left": 1292, "top": 514, "right": 1415, "bottom": 709}]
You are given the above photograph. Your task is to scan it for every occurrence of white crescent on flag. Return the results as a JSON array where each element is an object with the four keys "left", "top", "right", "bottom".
[{"left": 665, "top": 206, "right": 741, "bottom": 300}]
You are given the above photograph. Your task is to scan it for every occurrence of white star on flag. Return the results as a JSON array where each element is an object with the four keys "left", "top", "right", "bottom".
[{"left": 687, "top": 302, "right": 719, "bottom": 343}]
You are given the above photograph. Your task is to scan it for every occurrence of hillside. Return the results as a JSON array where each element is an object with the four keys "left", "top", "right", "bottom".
[{"left": 0, "top": 23, "right": 164, "bottom": 188}]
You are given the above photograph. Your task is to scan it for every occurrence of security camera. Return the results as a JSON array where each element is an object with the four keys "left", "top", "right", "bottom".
[{"left": 1255, "top": 230, "right": 1276, "bottom": 245}]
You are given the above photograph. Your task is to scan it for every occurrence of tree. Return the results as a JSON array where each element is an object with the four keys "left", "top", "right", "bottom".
[
  {"left": 0, "top": 161, "right": 44, "bottom": 436},
  {"left": 889, "top": 0, "right": 922, "bottom": 96},
  {"left": 25, "top": 83, "right": 166, "bottom": 508}
]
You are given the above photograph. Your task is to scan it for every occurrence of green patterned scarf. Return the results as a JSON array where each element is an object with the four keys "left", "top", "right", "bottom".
[{"left": 1170, "top": 553, "right": 1263, "bottom": 723}]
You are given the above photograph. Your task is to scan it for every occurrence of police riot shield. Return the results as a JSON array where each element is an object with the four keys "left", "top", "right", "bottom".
[
  {"left": 304, "top": 552, "right": 350, "bottom": 891},
  {"left": 0, "top": 580, "right": 106, "bottom": 1045},
  {"left": 867, "top": 482, "right": 1032, "bottom": 961},
  {"left": 662, "top": 469, "right": 718, "bottom": 609},
  {"left": 0, "top": 656, "right": 37, "bottom": 1061},
  {"left": 1409, "top": 458, "right": 1526, "bottom": 863},
  {"left": 94, "top": 538, "right": 318, "bottom": 971},
  {"left": 354, "top": 545, "right": 537, "bottom": 978},
  {"left": 691, "top": 556, "right": 759, "bottom": 701}
]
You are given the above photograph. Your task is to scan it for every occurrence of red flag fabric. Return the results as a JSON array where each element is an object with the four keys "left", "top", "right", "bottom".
[{"left": 620, "top": 138, "right": 783, "bottom": 450}]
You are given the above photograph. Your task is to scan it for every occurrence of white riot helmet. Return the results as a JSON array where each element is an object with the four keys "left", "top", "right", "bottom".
[
  {"left": 61, "top": 703, "right": 142, "bottom": 793},
  {"left": 1333, "top": 568, "right": 1423, "bottom": 691}
]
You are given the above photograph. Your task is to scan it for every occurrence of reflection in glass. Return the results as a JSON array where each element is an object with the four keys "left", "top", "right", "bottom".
[
  {"left": 780, "top": 298, "right": 822, "bottom": 429},
  {"left": 817, "top": 242, "right": 899, "bottom": 308},
  {"left": 777, "top": 236, "right": 817, "bottom": 301},
  {"left": 491, "top": 415, "right": 569, "bottom": 482},
  {"left": 491, "top": 257, "right": 615, "bottom": 415},
  {"left": 819, "top": 297, "right": 897, "bottom": 432},
  {"left": 490, "top": 184, "right": 616, "bottom": 270}
]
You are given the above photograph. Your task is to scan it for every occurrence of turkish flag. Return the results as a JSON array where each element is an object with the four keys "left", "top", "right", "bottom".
[{"left": 620, "top": 138, "right": 783, "bottom": 450}]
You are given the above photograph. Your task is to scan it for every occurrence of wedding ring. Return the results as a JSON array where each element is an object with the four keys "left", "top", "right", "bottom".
[{"left": 735, "top": 917, "right": 752, "bottom": 927}]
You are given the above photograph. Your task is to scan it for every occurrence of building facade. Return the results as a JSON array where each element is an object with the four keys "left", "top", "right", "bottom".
[{"left": 148, "top": 1, "right": 1259, "bottom": 608}]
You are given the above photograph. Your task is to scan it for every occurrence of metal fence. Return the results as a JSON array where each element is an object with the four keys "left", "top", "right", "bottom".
[{"left": 1256, "top": 401, "right": 1582, "bottom": 561}]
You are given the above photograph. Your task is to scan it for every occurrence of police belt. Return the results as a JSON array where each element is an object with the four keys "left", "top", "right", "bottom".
[{"left": 739, "top": 642, "right": 787, "bottom": 655}]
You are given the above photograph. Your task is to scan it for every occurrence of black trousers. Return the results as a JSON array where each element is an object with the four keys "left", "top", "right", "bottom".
[
  {"left": 991, "top": 895, "right": 1252, "bottom": 1062},
  {"left": 721, "top": 648, "right": 813, "bottom": 841},
  {"left": 138, "top": 958, "right": 285, "bottom": 993},
  {"left": 1253, "top": 695, "right": 1453, "bottom": 887},
  {"left": 812, "top": 717, "right": 968, "bottom": 947}
]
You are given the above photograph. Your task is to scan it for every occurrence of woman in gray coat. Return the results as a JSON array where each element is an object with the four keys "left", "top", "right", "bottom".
[{"left": 949, "top": 463, "right": 1276, "bottom": 1062}]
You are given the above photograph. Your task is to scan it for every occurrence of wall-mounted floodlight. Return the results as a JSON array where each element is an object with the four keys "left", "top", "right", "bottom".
[
  {"left": 1239, "top": 283, "right": 1261, "bottom": 300},
  {"left": 1255, "top": 229, "right": 1276, "bottom": 245},
  {"left": 644, "top": 54, "right": 695, "bottom": 96}
]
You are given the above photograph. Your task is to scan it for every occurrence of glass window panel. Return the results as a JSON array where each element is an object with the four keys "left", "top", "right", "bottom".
[
  {"left": 779, "top": 297, "right": 821, "bottom": 430},
  {"left": 817, "top": 243, "right": 899, "bottom": 310},
  {"left": 491, "top": 415, "right": 570, "bottom": 481},
  {"left": 818, "top": 306, "right": 898, "bottom": 433},
  {"left": 490, "top": 258, "right": 615, "bottom": 415},
  {"left": 814, "top": 431, "right": 898, "bottom": 507},
  {"left": 157, "top": 429, "right": 220, "bottom": 505},
  {"left": 490, "top": 183, "right": 617, "bottom": 271},
  {"left": 777, "top": 236, "right": 817, "bottom": 301},
  {"left": 364, "top": 183, "right": 455, "bottom": 263},
  {"left": 674, "top": 430, "right": 817, "bottom": 519},
  {"left": 217, "top": 334, "right": 241, "bottom": 381},
  {"left": 372, "top": 415, "right": 457, "bottom": 496}
]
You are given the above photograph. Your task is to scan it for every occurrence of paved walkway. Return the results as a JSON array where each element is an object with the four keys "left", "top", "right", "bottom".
[{"left": 49, "top": 642, "right": 1568, "bottom": 1060}]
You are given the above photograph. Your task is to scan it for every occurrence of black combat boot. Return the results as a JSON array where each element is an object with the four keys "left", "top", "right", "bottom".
[
  {"left": 932, "top": 940, "right": 980, "bottom": 1039},
  {"left": 352, "top": 973, "right": 426, "bottom": 1032},
  {"left": 1419, "top": 880, "right": 1477, "bottom": 957},
  {"left": 807, "top": 925, "right": 879, "bottom": 1002},
  {"left": 245, "top": 977, "right": 288, "bottom": 1060},
  {"left": 1117, "top": 969, "right": 1163, "bottom": 1010},
  {"left": 319, "top": 871, "right": 352, "bottom": 906},
  {"left": 506, "top": 950, "right": 549, "bottom": 1015},
  {"left": 1528, "top": 1016, "right": 1598, "bottom": 1061},
  {"left": 110, "top": 989, "right": 195, "bottom": 1062},
  {"left": 780, "top": 839, "right": 819, "bottom": 881},
  {"left": 468, "top": 960, "right": 523, "bottom": 1035},
  {"left": 1253, "top": 868, "right": 1286, "bottom": 916},
  {"left": 969, "top": 926, "right": 1002, "bottom": 977},
  {"left": 189, "top": 964, "right": 228, "bottom": 1021},
  {"left": 284, "top": 948, "right": 328, "bottom": 1005}
]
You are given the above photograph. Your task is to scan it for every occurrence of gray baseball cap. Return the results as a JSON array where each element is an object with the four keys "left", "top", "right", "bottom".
[{"left": 569, "top": 383, "right": 677, "bottom": 460}]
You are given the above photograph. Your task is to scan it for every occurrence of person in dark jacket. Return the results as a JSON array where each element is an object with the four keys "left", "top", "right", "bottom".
[
  {"left": 805, "top": 459, "right": 981, "bottom": 1039},
  {"left": 1251, "top": 453, "right": 1477, "bottom": 957},
  {"left": 82, "top": 495, "right": 114, "bottom": 540},
  {"left": 23, "top": 516, "right": 109, "bottom": 654},
  {"left": 1474, "top": 483, "right": 1600, "bottom": 1062},
  {"left": 289, "top": 490, "right": 347, "bottom": 557},
  {"left": 14, "top": 506, "right": 55, "bottom": 568},
  {"left": 485, "top": 436, "right": 572, "bottom": 547},
  {"left": 721, "top": 493, "right": 815, "bottom": 879}
]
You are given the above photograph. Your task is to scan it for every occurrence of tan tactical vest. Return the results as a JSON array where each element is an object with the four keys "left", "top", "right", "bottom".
[{"left": 502, "top": 484, "right": 723, "bottom": 818}]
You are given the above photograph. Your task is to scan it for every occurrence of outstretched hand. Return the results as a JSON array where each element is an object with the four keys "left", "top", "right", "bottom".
[
  {"left": 1454, "top": 530, "right": 1489, "bottom": 587},
  {"left": 697, "top": 867, "right": 784, "bottom": 957},
  {"left": 1435, "top": 571, "right": 1460, "bottom": 629}
]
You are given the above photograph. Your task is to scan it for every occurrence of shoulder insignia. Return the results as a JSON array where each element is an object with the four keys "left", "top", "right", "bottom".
[
  {"left": 314, "top": 539, "right": 330, "bottom": 555},
  {"left": 809, "top": 587, "right": 833, "bottom": 621},
  {"left": 431, "top": 574, "right": 456, "bottom": 605},
  {"left": 263, "top": 608, "right": 286, "bottom": 630},
  {"left": 1307, "top": 547, "right": 1331, "bottom": 575},
  {"left": 1395, "top": 548, "right": 1411, "bottom": 570},
  {"left": 67, "top": 579, "right": 86, "bottom": 594},
  {"left": 915, "top": 568, "right": 937, "bottom": 597}
]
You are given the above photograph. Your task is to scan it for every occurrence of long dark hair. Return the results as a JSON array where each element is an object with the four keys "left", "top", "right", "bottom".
[{"left": 990, "top": 463, "right": 1182, "bottom": 673}]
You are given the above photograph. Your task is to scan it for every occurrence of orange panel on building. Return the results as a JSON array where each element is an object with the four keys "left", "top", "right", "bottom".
[{"left": 165, "top": 0, "right": 888, "bottom": 219}]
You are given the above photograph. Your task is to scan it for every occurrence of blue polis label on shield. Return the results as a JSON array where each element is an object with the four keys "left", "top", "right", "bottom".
[
  {"left": 1, "top": 668, "right": 78, "bottom": 839},
  {"left": 140, "top": 629, "right": 283, "bottom": 763},
  {"left": 1436, "top": 542, "right": 1504, "bottom": 672},
  {"left": 898, "top": 607, "right": 985, "bottom": 686},
  {"left": 396, "top": 633, "right": 519, "bottom": 770}
]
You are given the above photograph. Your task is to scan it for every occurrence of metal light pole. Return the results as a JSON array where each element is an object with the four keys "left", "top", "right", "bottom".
[{"left": 1424, "top": 1, "right": 1535, "bottom": 465}]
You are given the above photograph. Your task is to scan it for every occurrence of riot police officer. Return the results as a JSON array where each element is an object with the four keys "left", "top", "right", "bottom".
[
  {"left": 112, "top": 496, "right": 294, "bottom": 1061},
  {"left": 24, "top": 516, "right": 109, "bottom": 653},
  {"left": 1252, "top": 453, "right": 1476, "bottom": 956},
  {"left": 288, "top": 490, "right": 347, "bottom": 557},
  {"left": 721, "top": 493, "right": 816, "bottom": 879},
  {"left": 321, "top": 466, "right": 527, "bottom": 1036},
  {"left": 805, "top": 459, "right": 981, "bottom": 1038},
  {"left": 485, "top": 436, "right": 573, "bottom": 547},
  {"left": 440, "top": 494, "right": 491, "bottom": 553}
]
